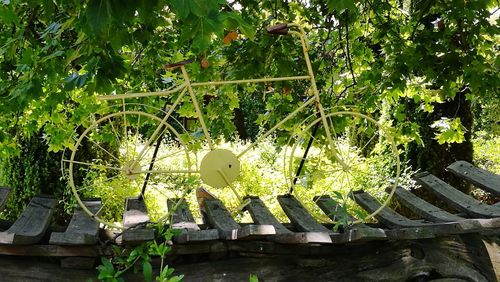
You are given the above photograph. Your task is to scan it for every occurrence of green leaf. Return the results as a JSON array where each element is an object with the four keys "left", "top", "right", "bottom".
[
  {"left": 40, "top": 22, "right": 61, "bottom": 39},
  {"left": 327, "top": 0, "right": 357, "bottom": 12},
  {"left": 41, "top": 50, "right": 64, "bottom": 62},
  {"left": 430, "top": 118, "right": 466, "bottom": 144},
  {"left": 143, "top": 261, "right": 153, "bottom": 282},
  {"left": 0, "top": 5, "right": 18, "bottom": 24},
  {"left": 167, "top": 275, "right": 184, "bottom": 282},
  {"left": 249, "top": 274, "right": 259, "bottom": 282},
  {"left": 222, "top": 13, "right": 255, "bottom": 40},
  {"left": 65, "top": 73, "right": 87, "bottom": 90},
  {"left": 97, "top": 257, "right": 116, "bottom": 279},
  {"left": 191, "top": 14, "right": 224, "bottom": 52},
  {"left": 170, "top": 0, "right": 191, "bottom": 19},
  {"left": 190, "top": 0, "right": 208, "bottom": 17},
  {"left": 85, "top": 0, "right": 113, "bottom": 36}
]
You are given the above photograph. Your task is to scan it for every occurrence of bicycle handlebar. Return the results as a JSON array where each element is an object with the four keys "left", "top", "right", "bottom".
[{"left": 267, "top": 23, "right": 289, "bottom": 35}]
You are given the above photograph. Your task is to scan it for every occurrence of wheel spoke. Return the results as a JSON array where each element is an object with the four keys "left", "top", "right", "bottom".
[
  {"left": 146, "top": 183, "right": 171, "bottom": 198},
  {"left": 139, "top": 122, "right": 173, "bottom": 161},
  {"left": 344, "top": 171, "right": 355, "bottom": 197},
  {"left": 134, "top": 114, "right": 142, "bottom": 156},
  {"left": 84, "top": 135, "right": 121, "bottom": 163},
  {"left": 76, "top": 175, "right": 121, "bottom": 192},
  {"left": 132, "top": 169, "right": 198, "bottom": 175},
  {"left": 123, "top": 101, "right": 129, "bottom": 161},
  {"left": 141, "top": 149, "right": 187, "bottom": 168},
  {"left": 94, "top": 202, "right": 107, "bottom": 217},
  {"left": 359, "top": 132, "right": 378, "bottom": 154},
  {"left": 63, "top": 159, "right": 123, "bottom": 171},
  {"left": 109, "top": 118, "right": 122, "bottom": 148}
]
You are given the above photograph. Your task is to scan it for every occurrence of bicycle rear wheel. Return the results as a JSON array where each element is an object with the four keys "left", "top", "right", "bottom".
[
  {"left": 285, "top": 110, "right": 400, "bottom": 225},
  {"left": 63, "top": 104, "right": 197, "bottom": 229}
]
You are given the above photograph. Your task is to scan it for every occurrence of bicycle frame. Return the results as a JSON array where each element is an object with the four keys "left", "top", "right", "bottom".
[
  {"left": 99, "top": 23, "right": 348, "bottom": 172},
  {"left": 65, "top": 23, "right": 402, "bottom": 229}
]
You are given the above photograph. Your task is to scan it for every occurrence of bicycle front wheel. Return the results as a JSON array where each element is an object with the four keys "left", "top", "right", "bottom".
[
  {"left": 63, "top": 104, "right": 197, "bottom": 229},
  {"left": 286, "top": 111, "right": 400, "bottom": 224}
]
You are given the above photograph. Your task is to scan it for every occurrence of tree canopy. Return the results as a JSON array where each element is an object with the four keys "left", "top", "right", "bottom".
[{"left": 0, "top": 0, "right": 498, "bottom": 177}]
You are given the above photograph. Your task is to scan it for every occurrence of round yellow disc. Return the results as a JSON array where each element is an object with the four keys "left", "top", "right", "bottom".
[{"left": 200, "top": 149, "right": 240, "bottom": 188}]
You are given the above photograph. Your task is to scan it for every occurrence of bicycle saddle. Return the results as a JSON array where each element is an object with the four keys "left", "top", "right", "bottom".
[{"left": 163, "top": 59, "right": 194, "bottom": 69}]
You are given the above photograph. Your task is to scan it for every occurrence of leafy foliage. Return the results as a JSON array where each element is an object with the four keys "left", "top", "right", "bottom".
[
  {"left": 97, "top": 225, "right": 184, "bottom": 281},
  {"left": 0, "top": 0, "right": 496, "bottom": 230},
  {"left": 1, "top": 0, "right": 497, "bottom": 158},
  {"left": 0, "top": 135, "right": 68, "bottom": 222}
]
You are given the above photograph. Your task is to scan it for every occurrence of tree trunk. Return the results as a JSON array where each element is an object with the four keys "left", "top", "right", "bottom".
[
  {"left": 407, "top": 91, "right": 473, "bottom": 193},
  {"left": 233, "top": 107, "right": 248, "bottom": 140}
]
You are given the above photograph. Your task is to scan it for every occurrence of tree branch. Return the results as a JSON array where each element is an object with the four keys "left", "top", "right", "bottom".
[{"left": 345, "top": 12, "right": 357, "bottom": 85}]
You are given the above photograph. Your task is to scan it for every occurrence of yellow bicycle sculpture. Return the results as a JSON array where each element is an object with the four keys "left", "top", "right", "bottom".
[{"left": 63, "top": 23, "right": 400, "bottom": 229}]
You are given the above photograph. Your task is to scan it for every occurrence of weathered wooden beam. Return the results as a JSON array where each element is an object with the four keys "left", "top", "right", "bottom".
[
  {"left": 384, "top": 227, "right": 435, "bottom": 240},
  {"left": 353, "top": 190, "right": 430, "bottom": 229},
  {"left": 173, "top": 229, "right": 220, "bottom": 244},
  {"left": 388, "top": 186, "right": 465, "bottom": 223},
  {"left": 0, "top": 235, "right": 497, "bottom": 282},
  {"left": 167, "top": 198, "right": 219, "bottom": 243},
  {"left": 0, "top": 244, "right": 111, "bottom": 257},
  {"left": 60, "top": 257, "right": 97, "bottom": 269},
  {"left": 0, "top": 187, "right": 11, "bottom": 210},
  {"left": 123, "top": 197, "right": 150, "bottom": 227},
  {"left": 49, "top": 200, "right": 101, "bottom": 245},
  {"left": 447, "top": 161, "right": 500, "bottom": 196},
  {"left": 244, "top": 196, "right": 331, "bottom": 244},
  {"left": 277, "top": 195, "right": 333, "bottom": 234},
  {"left": 353, "top": 190, "right": 499, "bottom": 237},
  {"left": 314, "top": 195, "right": 386, "bottom": 243},
  {"left": 0, "top": 196, "right": 57, "bottom": 245},
  {"left": 482, "top": 236, "right": 500, "bottom": 279},
  {"left": 0, "top": 256, "right": 100, "bottom": 281},
  {"left": 168, "top": 198, "right": 199, "bottom": 230},
  {"left": 122, "top": 197, "right": 154, "bottom": 245},
  {"left": 244, "top": 197, "right": 290, "bottom": 234},
  {"left": 203, "top": 199, "right": 275, "bottom": 240},
  {"left": 352, "top": 190, "right": 440, "bottom": 239},
  {"left": 415, "top": 172, "right": 500, "bottom": 218},
  {"left": 173, "top": 235, "right": 496, "bottom": 282}
]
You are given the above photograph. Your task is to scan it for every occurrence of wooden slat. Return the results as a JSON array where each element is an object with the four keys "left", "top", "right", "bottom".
[
  {"left": 203, "top": 199, "right": 275, "bottom": 240},
  {"left": 167, "top": 199, "right": 219, "bottom": 243},
  {"left": 49, "top": 200, "right": 101, "bottom": 245},
  {"left": 415, "top": 172, "right": 500, "bottom": 218},
  {"left": 0, "top": 244, "right": 111, "bottom": 257},
  {"left": 173, "top": 229, "right": 220, "bottom": 244},
  {"left": 0, "top": 187, "right": 11, "bottom": 210},
  {"left": 388, "top": 186, "right": 465, "bottom": 223},
  {"left": 245, "top": 197, "right": 291, "bottom": 234},
  {"left": 354, "top": 190, "right": 500, "bottom": 237},
  {"left": 122, "top": 197, "right": 154, "bottom": 244},
  {"left": 123, "top": 197, "right": 149, "bottom": 227},
  {"left": 457, "top": 218, "right": 500, "bottom": 235},
  {"left": 384, "top": 227, "right": 436, "bottom": 240},
  {"left": 314, "top": 195, "right": 386, "bottom": 242},
  {"left": 245, "top": 197, "right": 331, "bottom": 244},
  {"left": 277, "top": 195, "right": 333, "bottom": 234},
  {"left": 0, "top": 196, "right": 57, "bottom": 245},
  {"left": 167, "top": 198, "right": 199, "bottom": 230},
  {"left": 447, "top": 161, "right": 500, "bottom": 196},
  {"left": 353, "top": 190, "right": 429, "bottom": 228},
  {"left": 60, "top": 257, "right": 96, "bottom": 269}
]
